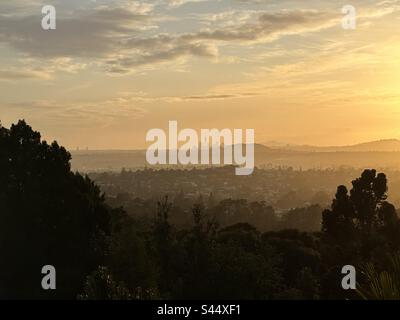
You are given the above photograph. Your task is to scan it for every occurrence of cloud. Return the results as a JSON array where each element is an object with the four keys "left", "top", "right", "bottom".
[
  {"left": 4, "top": 95, "right": 147, "bottom": 127},
  {"left": 1, "top": 1, "right": 397, "bottom": 75},
  {"left": 182, "top": 10, "right": 337, "bottom": 43},
  {"left": 181, "top": 93, "right": 259, "bottom": 100},
  {"left": 0, "top": 0, "right": 340, "bottom": 74},
  {"left": 106, "top": 9, "right": 339, "bottom": 73},
  {"left": 165, "top": 0, "right": 209, "bottom": 8},
  {"left": 0, "top": 68, "right": 51, "bottom": 81},
  {"left": 106, "top": 37, "right": 218, "bottom": 73},
  {"left": 0, "top": 2, "right": 155, "bottom": 58},
  {"left": 0, "top": 1, "right": 219, "bottom": 73}
]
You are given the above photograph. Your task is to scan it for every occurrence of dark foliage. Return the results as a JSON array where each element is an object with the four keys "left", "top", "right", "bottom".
[
  {"left": 2, "top": 120, "right": 400, "bottom": 300},
  {"left": 0, "top": 120, "right": 116, "bottom": 299}
]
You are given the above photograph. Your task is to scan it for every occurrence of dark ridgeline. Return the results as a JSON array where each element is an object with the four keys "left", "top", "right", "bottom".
[{"left": 1, "top": 120, "right": 400, "bottom": 299}]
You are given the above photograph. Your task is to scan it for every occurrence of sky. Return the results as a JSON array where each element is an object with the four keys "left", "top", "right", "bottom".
[{"left": 0, "top": 0, "right": 400, "bottom": 149}]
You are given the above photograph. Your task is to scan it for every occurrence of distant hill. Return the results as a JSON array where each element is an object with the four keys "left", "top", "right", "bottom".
[
  {"left": 230, "top": 143, "right": 273, "bottom": 153},
  {"left": 70, "top": 140, "right": 400, "bottom": 172},
  {"left": 264, "top": 139, "right": 400, "bottom": 152}
]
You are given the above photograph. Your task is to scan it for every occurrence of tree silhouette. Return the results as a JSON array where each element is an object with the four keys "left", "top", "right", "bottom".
[
  {"left": 321, "top": 169, "right": 400, "bottom": 299},
  {"left": 0, "top": 120, "right": 115, "bottom": 299},
  {"left": 322, "top": 169, "right": 399, "bottom": 245}
]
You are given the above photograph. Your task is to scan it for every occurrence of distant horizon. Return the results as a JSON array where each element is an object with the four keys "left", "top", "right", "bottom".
[{"left": 68, "top": 137, "right": 400, "bottom": 152}]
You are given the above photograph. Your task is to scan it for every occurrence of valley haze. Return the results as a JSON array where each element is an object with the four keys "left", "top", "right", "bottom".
[{"left": 71, "top": 139, "right": 400, "bottom": 172}]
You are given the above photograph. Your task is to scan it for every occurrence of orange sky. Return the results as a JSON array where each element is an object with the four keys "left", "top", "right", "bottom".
[{"left": 1, "top": 0, "right": 400, "bottom": 149}]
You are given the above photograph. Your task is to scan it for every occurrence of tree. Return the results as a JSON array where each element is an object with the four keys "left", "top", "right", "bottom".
[
  {"left": 177, "top": 204, "right": 218, "bottom": 299},
  {"left": 106, "top": 211, "right": 158, "bottom": 299},
  {"left": 212, "top": 223, "right": 282, "bottom": 299},
  {"left": 263, "top": 229, "right": 321, "bottom": 299},
  {"left": 321, "top": 169, "right": 400, "bottom": 299},
  {"left": 322, "top": 169, "right": 399, "bottom": 249},
  {"left": 152, "top": 196, "right": 177, "bottom": 298},
  {"left": 78, "top": 266, "right": 132, "bottom": 300},
  {"left": 280, "top": 205, "right": 322, "bottom": 232},
  {"left": 0, "top": 120, "right": 114, "bottom": 299}
]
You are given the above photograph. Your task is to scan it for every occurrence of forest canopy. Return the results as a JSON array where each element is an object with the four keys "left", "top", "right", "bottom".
[{"left": 1, "top": 120, "right": 400, "bottom": 300}]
